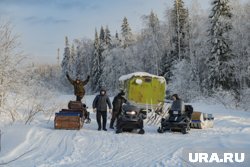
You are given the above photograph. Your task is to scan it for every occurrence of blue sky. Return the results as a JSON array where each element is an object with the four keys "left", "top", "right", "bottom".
[{"left": 0, "top": 0, "right": 212, "bottom": 63}]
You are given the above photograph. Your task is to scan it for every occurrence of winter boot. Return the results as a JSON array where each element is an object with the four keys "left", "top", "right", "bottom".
[{"left": 110, "top": 120, "right": 115, "bottom": 129}]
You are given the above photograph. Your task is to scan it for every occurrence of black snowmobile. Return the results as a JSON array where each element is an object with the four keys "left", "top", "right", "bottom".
[
  {"left": 158, "top": 104, "right": 193, "bottom": 134},
  {"left": 116, "top": 103, "right": 147, "bottom": 134}
]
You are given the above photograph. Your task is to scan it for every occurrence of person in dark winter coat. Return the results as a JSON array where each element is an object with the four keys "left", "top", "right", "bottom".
[
  {"left": 92, "top": 88, "right": 112, "bottom": 131},
  {"left": 66, "top": 72, "right": 90, "bottom": 102},
  {"left": 110, "top": 90, "right": 127, "bottom": 129},
  {"left": 171, "top": 94, "right": 185, "bottom": 114}
]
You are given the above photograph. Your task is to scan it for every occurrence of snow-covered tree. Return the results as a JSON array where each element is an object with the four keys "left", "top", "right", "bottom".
[
  {"left": 115, "top": 31, "right": 119, "bottom": 39},
  {"left": 99, "top": 26, "right": 105, "bottom": 44},
  {"left": 230, "top": 1, "right": 250, "bottom": 102},
  {"left": 121, "top": 17, "right": 133, "bottom": 48},
  {"left": 112, "top": 31, "right": 121, "bottom": 48},
  {"left": 61, "top": 36, "right": 71, "bottom": 75},
  {"left": 69, "top": 38, "right": 94, "bottom": 94},
  {"left": 170, "top": 0, "right": 190, "bottom": 61},
  {"left": 140, "top": 11, "right": 163, "bottom": 75},
  {"left": 161, "top": 51, "right": 174, "bottom": 83},
  {"left": 0, "top": 20, "right": 24, "bottom": 107},
  {"left": 188, "top": 0, "right": 210, "bottom": 95},
  {"left": 91, "top": 28, "right": 106, "bottom": 92},
  {"left": 99, "top": 26, "right": 107, "bottom": 57},
  {"left": 91, "top": 29, "right": 101, "bottom": 92},
  {"left": 207, "top": 0, "right": 234, "bottom": 91},
  {"left": 105, "top": 26, "right": 111, "bottom": 48},
  {"left": 70, "top": 44, "right": 76, "bottom": 77}
]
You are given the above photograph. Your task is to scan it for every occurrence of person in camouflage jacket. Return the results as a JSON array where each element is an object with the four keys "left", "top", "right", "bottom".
[{"left": 66, "top": 72, "right": 90, "bottom": 101}]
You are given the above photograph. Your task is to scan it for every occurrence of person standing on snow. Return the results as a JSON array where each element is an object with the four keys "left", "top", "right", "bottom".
[
  {"left": 66, "top": 72, "right": 90, "bottom": 102},
  {"left": 110, "top": 90, "right": 127, "bottom": 129},
  {"left": 92, "top": 88, "right": 112, "bottom": 131}
]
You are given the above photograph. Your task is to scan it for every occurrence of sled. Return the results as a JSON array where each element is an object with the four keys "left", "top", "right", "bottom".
[
  {"left": 54, "top": 101, "right": 91, "bottom": 130},
  {"left": 61, "top": 109, "right": 84, "bottom": 117},
  {"left": 190, "top": 112, "right": 214, "bottom": 129},
  {"left": 54, "top": 112, "right": 83, "bottom": 130}
]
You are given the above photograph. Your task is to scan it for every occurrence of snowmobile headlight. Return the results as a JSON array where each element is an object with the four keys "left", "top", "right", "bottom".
[
  {"left": 126, "top": 111, "right": 136, "bottom": 115},
  {"left": 173, "top": 111, "right": 179, "bottom": 115}
]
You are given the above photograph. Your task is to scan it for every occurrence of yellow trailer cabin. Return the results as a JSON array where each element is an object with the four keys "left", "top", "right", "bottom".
[{"left": 119, "top": 72, "right": 166, "bottom": 109}]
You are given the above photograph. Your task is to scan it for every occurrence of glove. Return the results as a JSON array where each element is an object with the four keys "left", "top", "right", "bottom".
[
  {"left": 93, "top": 108, "right": 97, "bottom": 113},
  {"left": 87, "top": 75, "right": 90, "bottom": 79}
]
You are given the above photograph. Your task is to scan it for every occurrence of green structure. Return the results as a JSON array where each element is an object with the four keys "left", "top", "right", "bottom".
[{"left": 119, "top": 72, "right": 166, "bottom": 109}]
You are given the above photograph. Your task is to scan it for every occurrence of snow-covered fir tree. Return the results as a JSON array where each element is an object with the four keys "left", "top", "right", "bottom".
[
  {"left": 91, "top": 29, "right": 101, "bottom": 92},
  {"left": 115, "top": 31, "right": 119, "bottom": 39},
  {"left": 207, "top": 0, "right": 234, "bottom": 91},
  {"left": 121, "top": 17, "right": 133, "bottom": 48},
  {"left": 99, "top": 26, "right": 107, "bottom": 53},
  {"left": 230, "top": 1, "right": 250, "bottom": 102},
  {"left": 185, "top": 0, "right": 209, "bottom": 95},
  {"left": 112, "top": 31, "right": 121, "bottom": 48},
  {"left": 170, "top": 0, "right": 190, "bottom": 61},
  {"left": 99, "top": 26, "right": 105, "bottom": 44},
  {"left": 161, "top": 52, "right": 174, "bottom": 83},
  {"left": 105, "top": 26, "right": 111, "bottom": 48},
  {"left": 161, "top": 0, "right": 189, "bottom": 84},
  {"left": 98, "top": 26, "right": 107, "bottom": 88},
  {"left": 91, "top": 28, "right": 106, "bottom": 92},
  {"left": 140, "top": 11, "right": 163, "bottom": 75},
  {"left": 61, "top": 36, "right": 71, "bottom": 75},
  {"left": 70, "top": 44, "right": 76, "bottom": 77}
]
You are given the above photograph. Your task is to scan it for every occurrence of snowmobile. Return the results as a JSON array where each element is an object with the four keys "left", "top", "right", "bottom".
[
  {"left": 116, "top": 103, "right": 147, "bottom": 134},
  {"left": 157, "top": 105, "right": 193, "bottom": 134}
]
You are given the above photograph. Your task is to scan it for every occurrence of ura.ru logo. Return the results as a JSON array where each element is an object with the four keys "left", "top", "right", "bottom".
[{"left": 189, "top": 153, "right": 245, "bottom": 163}]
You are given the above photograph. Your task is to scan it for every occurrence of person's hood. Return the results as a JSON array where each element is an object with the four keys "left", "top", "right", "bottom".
[
  {"left": 100, "top": 88, "right": 106, "bottom": 95},
  {"left": 76, "top": 77, "right": 81, "bottom": 82},
  {"left": 118, "top": 90, "right": 125, "bottom": 96}
]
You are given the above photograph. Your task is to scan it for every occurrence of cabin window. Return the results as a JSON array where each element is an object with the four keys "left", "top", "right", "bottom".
[{"left": 144, "top": 77, "right": 152, "bottom": 83}]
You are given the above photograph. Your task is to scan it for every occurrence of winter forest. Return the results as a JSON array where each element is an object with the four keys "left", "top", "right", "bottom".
[
  {"left": 61, "top": 0, "right": 250, "bottom": 107},
  {"left": 0, "top": 0, "right": 250, "bottom": 124}
]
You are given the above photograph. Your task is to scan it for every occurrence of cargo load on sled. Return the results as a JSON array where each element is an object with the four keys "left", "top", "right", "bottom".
[
  {"left": 190, "top": 112, "right": 214, "bottom": 129},
  {"left": 54, "top": 101, "right": 91, "bottom": 130}
]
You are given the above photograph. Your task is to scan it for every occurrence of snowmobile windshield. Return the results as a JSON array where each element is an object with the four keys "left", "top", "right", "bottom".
[
  {"left": 122, "top": 104, "right": 139, "bottom": 112},
  {"left": 171, "top": 100, "right": 183, "bottom": 111}
]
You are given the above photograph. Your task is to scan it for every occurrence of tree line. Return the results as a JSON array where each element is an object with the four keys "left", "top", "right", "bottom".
[{"left": 61, "top": 0, "right": 250, "bottom": 107}]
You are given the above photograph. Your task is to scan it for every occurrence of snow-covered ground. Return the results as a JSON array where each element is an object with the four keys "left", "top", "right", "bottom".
[{"left": 0, "top": 95, "right": 250, "bottom": 167}]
